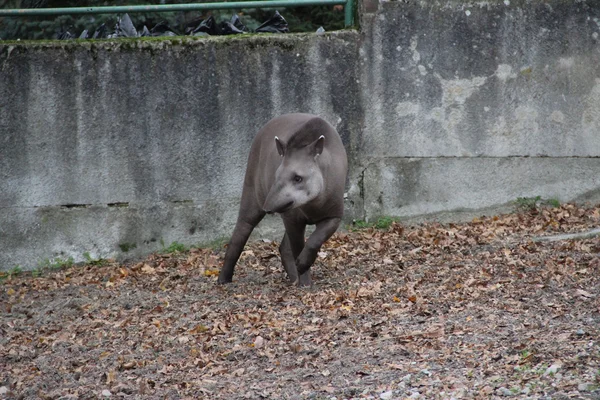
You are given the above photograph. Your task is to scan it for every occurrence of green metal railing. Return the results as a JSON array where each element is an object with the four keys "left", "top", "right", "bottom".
[{"left": 0, "top": 0, "right": 355, "bottom": 27}]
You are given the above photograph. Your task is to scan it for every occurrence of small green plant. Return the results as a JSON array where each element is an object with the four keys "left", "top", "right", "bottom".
[
  {"left": 38, "top": 257, "right": 74, "bottom": 270},
  {"left": 374, "top": 216, "right": 398, "bottom": 230},
  {"left": 198, "top": 236, "right": 229, "bottom": 251},
  {"left": 515, "top": 196, "right": 541, "bottom": 211},
  {"left": 514, "top": 196, "right": 561, "bottom": 211},
  {"left": 119, "top": 242, "right": 137, "bottom": 252},
  {"left": 350, "top": 219, "right": 371, "bottom": 230},
  {"left": 0, "top": 266, "right": 23, "bottom": 282},
  {"left": 514, "top": 364, "right": 532, "bottom": 373},
  {"left": 519, "top": 349, "right": 533, "bottom": 365},
  {"left": 10, "top": 265, "right": 22, "bottom": 276},
  {"left": 534, "top": 364, "right": 548, "bottom": 375},
  {"left": 83, "top": 252, "right": 107, "bottom": 267},
  {"left": 546, "top": 198, "right": 560, "bottom": 208},
  {"left": 162, "top": 241, "right": 187, "bottom": 254},
  {"left": 349, "top": 216, "right": 399, "bottom": 231}
]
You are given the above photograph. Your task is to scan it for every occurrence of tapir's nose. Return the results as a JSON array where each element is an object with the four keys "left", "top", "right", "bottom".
[{"left": 263, "top": 200, "right": 293, "bottom": 214}]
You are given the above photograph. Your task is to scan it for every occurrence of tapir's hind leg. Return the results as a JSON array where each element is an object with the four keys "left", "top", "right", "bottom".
[
  {"left": 218, "top": 186, "right": 265, "bottom": 284},
  {"left": 295, "top": 217, "right": 341, "bottom": 277}
]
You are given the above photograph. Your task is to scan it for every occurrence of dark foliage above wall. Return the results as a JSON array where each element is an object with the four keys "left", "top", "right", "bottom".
[{"left": 0, "top": 0, "right": 345, "bottom": 40}]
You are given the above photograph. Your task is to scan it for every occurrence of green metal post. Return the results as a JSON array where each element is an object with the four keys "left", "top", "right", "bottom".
[{"left": 344, "top": 0, "right": 354, "bottom": 27}]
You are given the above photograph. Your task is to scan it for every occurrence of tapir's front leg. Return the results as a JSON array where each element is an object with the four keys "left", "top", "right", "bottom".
[
  {"left": 295, "top": 217, "right": 341, "bottom": 277},
  {"left": 281, "top": 218, "right": 310, "bottom": 286},
  {"left": 279, "top": 233, "right": 300, "bottom": 283}
]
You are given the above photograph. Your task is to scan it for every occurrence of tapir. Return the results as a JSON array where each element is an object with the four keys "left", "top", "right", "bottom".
[{"left": 218, "top": 113, "right": 348, "bottom": 286}]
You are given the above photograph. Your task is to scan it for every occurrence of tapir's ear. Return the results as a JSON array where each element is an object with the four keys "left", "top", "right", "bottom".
[
  {"left": 275, "top": 136, "right": 285, "bottom": 157},
  {"left": 311, "top": 135, "right": 325, "bottom": 157}
]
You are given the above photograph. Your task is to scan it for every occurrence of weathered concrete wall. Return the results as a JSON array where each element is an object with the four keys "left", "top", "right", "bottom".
[
  {"left": 0, "top": 34, "right": 363, "bottom": 269},
  {"left": 349, "top": 0, "right": 600, "bottom": 221},
  {"left": 1, "top": 0, "right": 599, "bottom": 269}
]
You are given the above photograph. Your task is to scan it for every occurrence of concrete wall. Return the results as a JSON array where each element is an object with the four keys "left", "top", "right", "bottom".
[
  {"left": 351, "top": 0, "right": 600, "bottom": 221},
  {"left": 1, "top": 0, "right": 599, "bottom": 269}
]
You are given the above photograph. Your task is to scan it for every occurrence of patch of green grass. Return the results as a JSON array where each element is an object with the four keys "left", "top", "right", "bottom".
[
  {"left": 349, "top": 219, "right": 370, "bottom": 230},
  {"left": 38, "top": 257, "right": 74, "bottom": 270},
  {"left": 514, "top": 196, "right": 561, "bottom": 211},
  {"left": 545, "top": 198, "right": 561, "bottom": 208},
  {"left": 374, "top": 216, "right": 398, "bottom": 230},
  {"left": 534, "top": 364, "right": 548, "bottom": 375},
  {"left": 515, "top": 196, "right": 542, "bottom": 211},
  {"left": 196, "top": 236, "right": 229, "bottom": 251},
  {"left": 0, "top": 266, "right": 23, "bottom": 283},
  {"left": 514, "top": 364, "right": 531, "bottom": 373},
  {"left": 349, "top": 216, "right": 399, "bottom": 231},
  {"left": 161, "top": 241, "right": 188, "bottom": 254},
  {"left": 119, "top": 242, "right": 137, "bottom": 252},
  {"left": 518, "top": 349, "right": 534, "bottom": 365},
  {"left": 83, "top": 252, "right": 108, "bottom": 267}
]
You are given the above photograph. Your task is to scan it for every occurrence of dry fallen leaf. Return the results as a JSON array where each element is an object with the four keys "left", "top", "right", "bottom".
[
  {"left": 575, "top": 289, "right": 594, "bottom": 299},
  {"left": 253, "top": 336, "right": 265, "bottom": 349},
  {"left": 178, "top": 336, "right": 190, "bottom": 344},
  {"left": 141, "top": 264, "right": 156, "bottom": 274}
]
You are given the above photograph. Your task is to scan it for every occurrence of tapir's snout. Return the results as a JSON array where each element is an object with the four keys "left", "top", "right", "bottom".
[{"left": 263, "top": 200, "right": 294, "bottom": 214}]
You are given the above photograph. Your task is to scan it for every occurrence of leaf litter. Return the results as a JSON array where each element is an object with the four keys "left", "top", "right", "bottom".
[{"left": 1, "top": 203, "right": 599, "bottom": 399}]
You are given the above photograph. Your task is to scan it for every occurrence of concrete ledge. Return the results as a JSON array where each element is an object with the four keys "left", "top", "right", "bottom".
[{"left": 356, "top": 157, "right": 600, "bottom": 221}]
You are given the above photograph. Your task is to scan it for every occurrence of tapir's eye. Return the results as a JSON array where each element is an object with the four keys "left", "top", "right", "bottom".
[{"left": 293, "top": 175, "right": 303, "bottom": 183}]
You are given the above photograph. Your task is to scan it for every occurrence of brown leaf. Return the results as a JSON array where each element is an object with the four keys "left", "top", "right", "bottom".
[
  {"left": 105, "top": 370, "right": 117, "bottom": 385},
  {"left": 189, "top": 324, "right": 209, "bottom": 334},
  {"left": 141, "top": 264, "right": 156, "bottom": 274},
  {"left": 424, "top": 325, "right": 445, "bottom": 338},
  {"left": 253, "top": 336, "right": 265, "bottom": 349},
  {"left": 575, "top": 289, "right": 594, "bottom": 299}
]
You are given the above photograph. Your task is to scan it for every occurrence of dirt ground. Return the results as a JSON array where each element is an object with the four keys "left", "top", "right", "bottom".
[{"left": 1, "top": 203, "right": 599, "bottom": 399}]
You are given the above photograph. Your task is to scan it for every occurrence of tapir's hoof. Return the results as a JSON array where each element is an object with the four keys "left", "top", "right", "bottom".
[
  {"left": 217, "top": 275, "right": 233, "bottom": 284},
  {"left": 294, "top": 273, "right": 312, "bottom": 287}
]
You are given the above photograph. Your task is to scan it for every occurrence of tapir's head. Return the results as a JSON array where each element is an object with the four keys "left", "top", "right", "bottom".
[{"left": 263, "top": 135, "right": 325, "bottom": 214}]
